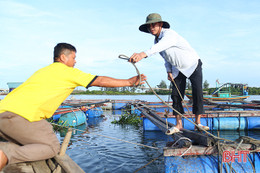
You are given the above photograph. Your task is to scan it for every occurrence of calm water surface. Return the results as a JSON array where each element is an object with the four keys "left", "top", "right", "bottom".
[{"left": 56, "top": 95, "right": 260, "bottom": 173}]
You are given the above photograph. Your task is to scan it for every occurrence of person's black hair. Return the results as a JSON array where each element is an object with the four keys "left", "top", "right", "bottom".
[{"left": 53, "top": 43, "right": 77, "bottom": 62}]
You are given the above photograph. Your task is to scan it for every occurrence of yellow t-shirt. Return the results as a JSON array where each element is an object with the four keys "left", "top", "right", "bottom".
[{"left": 0, "top": 63, "right": 96, "bottom": 122}]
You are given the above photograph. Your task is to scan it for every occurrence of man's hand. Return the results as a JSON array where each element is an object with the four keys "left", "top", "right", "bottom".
[
  {"left": 129, "top": 52, "right": 147, "bottom": 63},
  {"left": 167, "top": 72, "right": 174, "bottom": 82},
  {"left": 129, "top": 74, "right": 147, "bottom": 86}
]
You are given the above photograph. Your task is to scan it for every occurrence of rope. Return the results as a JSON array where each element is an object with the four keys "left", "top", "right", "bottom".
[
  {"left": 170, "top": 78, "right": 194, "bottom": 122},
  {"left": 134, "top": 154, "right": 163, "bottom": 173},
  {"left": 118, "top": 54, "right": 141, "bottom": 87},
  {"left": 118, "top": 54, "right": 234, "bottom": 142},
  {"left": 170, "top": 137, "right": 193, "bottom": 157},
  {"left": 118, "top": 54, "right": 260, "bottom": 172}
]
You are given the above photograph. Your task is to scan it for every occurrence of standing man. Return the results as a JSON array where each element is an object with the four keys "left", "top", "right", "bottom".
[
  {"left": 129, "top": 13, "right": 209, "bottom": 134},
  {"left": 0, "top": 42, "right": 146, "bottom": 170}
]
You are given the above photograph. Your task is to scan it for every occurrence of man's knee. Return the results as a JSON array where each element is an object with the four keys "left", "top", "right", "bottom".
[{"left": 50, "top": 140, "right": 60, "bottom": 156}]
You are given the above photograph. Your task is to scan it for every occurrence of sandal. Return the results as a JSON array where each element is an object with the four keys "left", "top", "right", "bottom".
[
  {"left": 195, "top": 124, "right": 209, "bottom": 131},
  {"left": 165, "top": 126, "right": 180, "bottom": 135}
]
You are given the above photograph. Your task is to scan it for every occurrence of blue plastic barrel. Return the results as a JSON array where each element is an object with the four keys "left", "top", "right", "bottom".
[
  {"left": 183, "top": 117, "right": 212, "bottom": 130},
  {"left": 247, "top": 117, "right": 260, "bottom": 130},
  {"left": 143, "top": 117, "right": 176, "bottom": 131},
  {"left": 165, "top": 153, "right": 260, "bottom": 173},
  {"left": 212, "top": 117, "right": 247, "bottom": 130},
  {"left": 58, "top": 110, "right": 86, "bottom": 127},
  {"left": 85, "top": 107, "right": 103, "bottom": 117},
  {"left": 112, "top": 102, "right": 127, "bottom": 110},
  {"left": 52, "top": 114, "right": 61, "bottom": 121}
]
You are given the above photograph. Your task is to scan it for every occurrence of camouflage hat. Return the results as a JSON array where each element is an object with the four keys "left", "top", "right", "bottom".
[{"left": 139, "top": 13, "right": 170, "bottom": 33}]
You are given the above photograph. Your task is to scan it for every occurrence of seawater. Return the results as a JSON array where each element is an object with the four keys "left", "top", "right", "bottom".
[
  {"left": 56, "top": 95, "right": 260, "bottom": 173},
  {"left": 58, "top": 110, "right": 166, "bottom": 173}
]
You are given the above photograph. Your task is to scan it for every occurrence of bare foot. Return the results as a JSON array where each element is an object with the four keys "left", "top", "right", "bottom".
[
  {"left": 0, "top": 150, "right": 8, "bottom": 171},
  {"left": 174, "top": 125, "right": 183, "bottom": 130}
]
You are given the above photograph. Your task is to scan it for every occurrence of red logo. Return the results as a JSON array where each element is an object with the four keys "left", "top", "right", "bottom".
[{"left": 223, "top": 150, "right": 250, "bottom": 163}]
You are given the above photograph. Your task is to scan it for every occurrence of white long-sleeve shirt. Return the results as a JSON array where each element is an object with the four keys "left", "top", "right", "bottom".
[{"left": 144, "top": 28, "right": 200, "bottom": 78}]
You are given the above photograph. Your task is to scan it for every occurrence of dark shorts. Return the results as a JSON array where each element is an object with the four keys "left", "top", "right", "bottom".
[{"left": 171, "top": 59, "right": 204, "bottom": 115}]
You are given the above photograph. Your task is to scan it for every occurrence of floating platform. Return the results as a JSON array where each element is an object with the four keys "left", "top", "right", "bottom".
[
  {"left": 164, "top": 150, "right": 260, "bottom": 173},
  {"left": 131, "top": 102, "right": 260, "bottom": 173},
  {"left": 131, "top": 101, "right": 260, "bottom": 131}
]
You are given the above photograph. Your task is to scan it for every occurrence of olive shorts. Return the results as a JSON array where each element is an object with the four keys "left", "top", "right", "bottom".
[{"left": 0, "top": 111, "right": 60, "bottom": 164}]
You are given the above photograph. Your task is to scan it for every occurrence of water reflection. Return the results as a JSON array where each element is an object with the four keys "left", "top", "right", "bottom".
[
  {"left": 59, "top": 123, "right": 87, "bottom": 137},
  {"left": 87, "top": 117, "right": 104, "bottom": 127}
]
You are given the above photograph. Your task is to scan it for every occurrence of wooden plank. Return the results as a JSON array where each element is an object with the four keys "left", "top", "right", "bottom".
[
  {"left": 54, "top": 154, "right": 85, "bottom": 173},
  {"left": 2, "top": 163, "right": 34, "bottom": 173},
  {"left": 164, "top": 143, "right": 259, "bottom": 156},
  {"left": 181, "top": 129, "right": 215, "bottom": 147},
  {"left": 154, "top": 111, "right": 260, "bottom": 118},
  {"left": 205, "top": 100, "right": 260, "bottom": 110},
  {"left": 46, "top": 159, "right": 56, "bottom": 172},
  {"left": 136, "top": 103, "right": 216, "bottom": 147},
  {"left": 137, "top": 106, "right": 191, "bottom": 147},
  {"left": 136, "top": 105, "right": 192, "bottom": 148},
  {"left": 31, "top": 160, "right": 51, "bottom": 173}
]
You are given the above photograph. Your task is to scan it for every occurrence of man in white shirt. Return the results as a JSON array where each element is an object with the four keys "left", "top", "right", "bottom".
[{"left": 129, "top": 13, "right": 209, "bottom": 133}]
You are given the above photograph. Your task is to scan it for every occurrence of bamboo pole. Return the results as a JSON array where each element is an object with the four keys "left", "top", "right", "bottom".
[
  {"left": 59, "top": 128, "right": 72, "bottom": 156},
  {"left": 53, "top": 128, "right": 72, "bottom": 173}
]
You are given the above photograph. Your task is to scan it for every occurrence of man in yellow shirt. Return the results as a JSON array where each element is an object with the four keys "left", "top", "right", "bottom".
[{"left": 0, "top": 43, "right": 146, "bottom": 170}]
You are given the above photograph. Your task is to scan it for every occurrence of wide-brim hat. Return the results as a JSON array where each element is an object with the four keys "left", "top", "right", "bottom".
[{"left": 139, "top": 13, "right": 170, "bottom": 33}]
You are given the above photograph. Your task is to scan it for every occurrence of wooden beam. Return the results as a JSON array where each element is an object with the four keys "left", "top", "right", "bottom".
[
  {"left": 135, "top": 103, "right": 215, "bottom": 147},
  {"left": 181, "top": 129, "right": 215, "bottom": 147},
  {"left": 137, "top": 106, "right": 191, "bottom": 148},
  {"left": 164, "top": 143, "right": 259, "bottom": 156}
]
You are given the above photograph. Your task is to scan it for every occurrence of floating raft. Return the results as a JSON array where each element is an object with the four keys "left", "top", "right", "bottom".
[{"left": 132, "top": 102, "right": 260, "bottom": 173}]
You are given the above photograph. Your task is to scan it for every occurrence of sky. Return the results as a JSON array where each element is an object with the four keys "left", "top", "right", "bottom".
[{"left": 0, "top": 0, "right": 260, "bottom": 90}]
